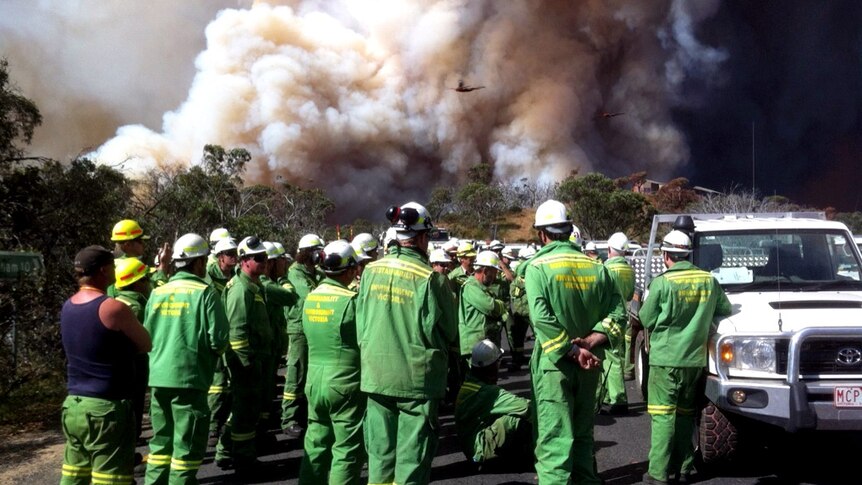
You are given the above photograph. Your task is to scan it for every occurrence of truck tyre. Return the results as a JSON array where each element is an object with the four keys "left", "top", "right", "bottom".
[
  {"left": 634, "top": 331, "right": 649, "bottom": 400},
  {"left": 698, "top": 402, "right": 738, "bottom": 464}
]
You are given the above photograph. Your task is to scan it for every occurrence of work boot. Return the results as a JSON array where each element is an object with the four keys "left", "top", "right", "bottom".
[
  {"left": 600, "top": 403, "right": 629, "bottom": 416},
  {"left": 283, "top": 423, "right": 305, "bottom": 439},
  {"left": 643, "top": 473, "right": 670, "bottom": 485},
  {"left": 215, "top": 457, "right": 234, "bottom": 470}
]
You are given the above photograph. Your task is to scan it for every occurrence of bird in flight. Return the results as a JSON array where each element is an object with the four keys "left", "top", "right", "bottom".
[{"left": 452, "top": 79, "right": 485, "bottom": 92}]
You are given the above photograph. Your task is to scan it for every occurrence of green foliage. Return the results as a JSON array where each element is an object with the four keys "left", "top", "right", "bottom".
[
  {"left": 0, "top": 59, "right": 42, "bottom": 164},
  {"left": 836, "top": 212, "right": 862, "bottom": 234},
  {"left": 556, "top": 172, "right": 654, "bottom": 240}
]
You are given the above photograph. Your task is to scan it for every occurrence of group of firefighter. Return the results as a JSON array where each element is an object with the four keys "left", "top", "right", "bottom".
[{"left": 59, "top": 198, "right": 730, "bottom": 485}]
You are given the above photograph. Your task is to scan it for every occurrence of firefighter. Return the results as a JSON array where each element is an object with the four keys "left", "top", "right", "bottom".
[
  {"left": 430, "top": 248, "right": 462, "bottom": 407},
  {"left": 215, "top": 236, "right": 271, "bottom": 474},
  {"left": 356, "top": 201, "right": 458, "bottom": 485},
  {"left": 207, "top": 227, "right": 232, "bottom": 267},
  {"left": 454, "top": 339, "right": 532, "bottom": 469},
  {"left": 299, "top": 241, "right": 365, "bottom": 484},
  {"left": 109, "top": 219, "right": 171, "bottom": 292},
  {"left": 349, "top": 240, "right": 373, "bottom": 291},
  {"left": 205, "top": 237, "right": 238, "bottom": 445},
  {"left": 459, "top": 251, "right": 507, "bottom": 359},
  {"left": 430, "top": 248, "right": 453, "bottom": 276},
  {"left": 112, "top": 257, "right": 152, "bottom": 461},
  {"left": 282, "top": 234, "right": 325, "bottom": 438},
  {"left": 584, "top": 241, "right": 600, "bottom": 260},
  {"left": 449, "top": 241, "right": 477, "bottom": 286},
  {"left": 526, "top": 200, "right": 625, "bottom": 484},
  {"left": 60, "top": 246, "right": 151, "bottom": 485},
  {"left": 351, "top": 232, "right": 380, "bottom": 260},
  {"left": 144, "top": 233, "right": 229, "bottom": 484},
  {"left": 507, "top": 245, "right": 537, "bottom": 371},
  {"left": 259, "top": 241, "right": 298, "bottom": 445},
  {"left": 598, "top": 232, "right": 636, "bottom": 415},
  {"left": 639, "top": 230, "right": 732, "bottom": 485}
]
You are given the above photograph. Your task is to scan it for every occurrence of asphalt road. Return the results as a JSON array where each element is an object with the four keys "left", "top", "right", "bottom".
[{"left": 119, "top": 348, "right": 861, "bottom": 485}]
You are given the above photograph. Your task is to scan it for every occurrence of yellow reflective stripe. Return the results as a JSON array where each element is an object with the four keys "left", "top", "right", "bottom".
[
  {"left": 647, "top": 404, "right": 677, "bottom": 415},
  {"left": 171, "top": 458, "right": 202, "bottom": 466},
  {"left": 531, "top": 253, "right": 597, "bottom": 267},
  {"left": 369, "top": 259, "right": 432, "bottom": 278},
  {"left": 545, "top": 340, "right": 567, "bottom": 354},
  {"left": 171, "top": 462, "right": 201, "bottom": 471},
  {"left": 62, "top": 470, "right": 91, "bottom": 477},
  {"left": 230, "top": 339, "right": 249, "bottom": 350},
  {"left": 315, "top": 283, "right": 357, "bottom": 297},
  {"left": 254, "top": 294, "right": 265, "bottom": 303},
  {"left": 62, "top": 464, "right": 92, "bottom": 472},
  {"left": 208, "top": 386, "right": 226, "bottom": 394},
  {"left": 147, "top": 454, "right": 172, "bottom": 466},
  {"left": 541, "top": 330, "right": 569, "bottom": 350},
  {"left": 665, "top": 270, "right": 710, "bottom": 281},
  {"left": 677, "top": 406, "right": 695, "bottom": 415},
  {"left": 91, "top": 471, "right": 134, "bottom": 483},
  {"left": 283, "top": 392, "right": 298, "bottom": 399},
  {"left": 232, "top": 431, "right": 256, "bottom": 441}
]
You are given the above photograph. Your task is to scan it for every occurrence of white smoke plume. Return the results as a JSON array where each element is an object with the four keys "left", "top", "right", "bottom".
[{"left": 83, "top": 0, "right": 725, "bottom": 219}]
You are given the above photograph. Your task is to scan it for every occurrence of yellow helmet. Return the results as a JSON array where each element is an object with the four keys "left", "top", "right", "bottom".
[
  {"left": 111, "top": 219, "right": 150, "bottom": 242},
  {"left": 114, "top": 257, "right": 148, "bottom": 289}
]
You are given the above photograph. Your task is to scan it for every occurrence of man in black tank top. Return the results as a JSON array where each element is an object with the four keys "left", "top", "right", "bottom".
[{"left": 59, "top": 246, "right": 151, "bottom": 485}]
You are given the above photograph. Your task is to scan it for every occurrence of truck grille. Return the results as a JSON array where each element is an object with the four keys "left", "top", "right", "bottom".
[{"left": 777, "top": 339, "right": 862, "bottom": 375}]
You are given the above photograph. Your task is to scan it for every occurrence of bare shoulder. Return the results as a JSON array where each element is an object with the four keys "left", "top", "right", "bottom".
[{"left": 98, "top": 297, "right": 135, "bottom": 330}]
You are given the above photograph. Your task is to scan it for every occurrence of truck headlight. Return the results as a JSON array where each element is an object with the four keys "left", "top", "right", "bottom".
[{"left": 720, "top": 338, "right": 777, "bottom": 373}]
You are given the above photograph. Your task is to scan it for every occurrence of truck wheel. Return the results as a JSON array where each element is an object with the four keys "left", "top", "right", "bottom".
[
  {"left": 698, "top": 402, "right": 738, "bottom": 464},
  {"left": 634, "top": 331, "right": 649, "bottom": 400}
]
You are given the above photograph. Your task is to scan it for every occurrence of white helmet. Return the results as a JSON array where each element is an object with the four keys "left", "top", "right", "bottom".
[
  {"left": 429, "top": 248, "right": 452, "bottom": 264},
  {"left": 213, "top": 237, "right": 238, "bottom": 255},
  {"left": 534, "top": 200, "right": 571, "bottom": 233},
  {"left": 442, "top": 238, "right": 459, "bottom": 253},
  {"left": 237, "top": 236, "right": 267, "bottom": 257},
  {"left": 351, "top": 242, "right": 372, "bottom": 262},
  {"left": 263, "top": 241, "right": 280, "bottom": 260},
  {"left": 209, "top": 227, "right": 231, "bottom": 244},
  {"left": 501, "top": 246, "right": 517, "bottom": 260},
  {"left": 352, "top": 233, "right": 379, "bottom": 255},
  {"left": 321, "top": 240, "right": 358, "bottom": 274},
  {"left": 584, "top": 241, "right": 597, "bottom": 252},
  {"left": 388, "top": 201, "right": 434, "bottom": 233},
  {"left": 172, "top": 233, "right": 209, "bottom": 268},
  {"left": 272, "top": 242, "right": 287, "bottom": 258},
  {"left": 298, "top": 234, "right": 324, "bottom": 250},
  {"left": 519, "top": 245, "right": 537, "bottom": 260},
  {"left": 488, "top": 240, "right": 504, "bottom": 251},
  {"left": 570, "top": 224, "right": 583, "bottom": 247},
  {"left": 662, "top": 230, "right": 692, "bottom": 254},
  {"left": 608, "top": 232, "right": 629, "bottom": 252},
  {"left": 474, "top": 250, "right": 501, "bottom": 270},
  {"left": 471, "top": 339, "right": 504, "bottom": 367}
]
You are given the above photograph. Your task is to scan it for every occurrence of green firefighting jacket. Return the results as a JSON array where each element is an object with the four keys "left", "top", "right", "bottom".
[
  {"left": 454, "top": 373, "right": 531, "bottom": 462},
  {"left": 604, "top": 256, "right": 635, "bottom": 303},
  {"left": 639, "top": 260, "right": 732, "bottom": 367},
  {"left": 304, "top": 277, "right": 360, "bottom": 390},
  {"left": 224, "top": 270, "right": 272, "bottom": 367},
  {"left": 448, "top": 265, "right": 472, "bottom": 287},
  {"left": 115, "top": 289, "right": 147, "bottom": 324},
  {"left": 525, "top": 240, "right": 625, "bottom": 369},
  {"left": 458, "top": 277, "right": 506, "bottom": 355},
  {"left": 286, "top": 263, "right": 319, "bottom": 335},
  {"left": 510, "top": 260, "right": 530, "bottom": 318},
  {"left": 488, "top": 272, "right": 511, "bottom": 304},
  {"left": 356, "top": 245, "right": 458, "bottom": 399},
  {"left": 261, "top": 275, "right": 298, "bottom": 357},
  {"left": 206, "top": 259, "right": 232, "bottom": 295},
  {"left": 144, "top": 272, "right": 229, "bottom": 390}
]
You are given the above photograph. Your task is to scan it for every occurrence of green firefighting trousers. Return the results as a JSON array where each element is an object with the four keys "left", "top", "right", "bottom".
[
  {"left": 146, "top": 388, "right": 210, "bottom": 485},
  {"left": 259, "top": 353, "right": 277, "bottom": 427},
  {"left": 60, "top": 395, "right": 134, "bottom": 485},
  {"left": 597, "top": 323, "right": 627, "bottom": 407},
  {"left": 623, "top": 326, "right": 634, "bottom": 378},
  {"left": 647, "top": 366, "right": 701, "bottom": 482},
  {"left": 208, "top": 357, "right": 230, "bottom": 434},
  {"left": 364, "top": 394, "right": 439, "bottom": 485},
  {"left": 299, "top": 382, "right": 366, "bottom": 485},
  {"left": 531, "top": 356, "right": 603, "bottom": 485},
  {"left": 506, "top": 314, "right": 530, "bottom": 364},
  {"left": 281, "top": 332, "right": 308, "bottom": 428},
  {"left": 472, "top": 414, "right": 533, "bottom": 464},
  {"left": 215, "top": 359, "right": 262, "bottom": 464}
]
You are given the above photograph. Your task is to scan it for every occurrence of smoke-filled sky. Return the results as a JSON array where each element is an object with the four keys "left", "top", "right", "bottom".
[{"left": 2, "top": 0, "right": 862, "bottom": 219}]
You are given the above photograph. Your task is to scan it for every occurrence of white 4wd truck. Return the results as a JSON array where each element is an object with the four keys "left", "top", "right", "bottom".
[{"left": 630, "top": 212, "right": 862, "bottom": 465}]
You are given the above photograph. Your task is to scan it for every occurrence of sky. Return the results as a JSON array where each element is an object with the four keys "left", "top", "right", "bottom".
[{"left": 2, "top": 0, "right": 861, "bottom": 217}]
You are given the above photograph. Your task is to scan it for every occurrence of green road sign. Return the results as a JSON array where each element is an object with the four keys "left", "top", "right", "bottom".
[{"left": 0, "top": 251, "right": 44, "bottom": 280}]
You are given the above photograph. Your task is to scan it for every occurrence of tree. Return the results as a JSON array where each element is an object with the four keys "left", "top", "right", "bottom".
[
  {"left": 426, "top": 185, "right": 455, "bottom": 221},
  {"left": 651, "top": 177, "right": 700, "bottom": 213},
  {"left": 556, "top": 172, "right": 654, "bottom": 240},
  {"left": 688, "top": 187, "right": 809, "bottom": 214},
  {"left": 836, "top": 212, "right": 862, "bottom": 234},
  {"left": 0, "top": 59, "right": 42, "bottom": 165}
]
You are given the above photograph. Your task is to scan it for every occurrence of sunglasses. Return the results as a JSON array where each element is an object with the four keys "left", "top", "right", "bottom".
[{"left": 251, "top": 253, "right": 268, "bottom": 263}]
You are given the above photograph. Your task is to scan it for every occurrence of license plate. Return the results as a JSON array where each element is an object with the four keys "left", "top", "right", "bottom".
[{"left": 834, "top": 386, "right": 862, "bottom": 407}]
